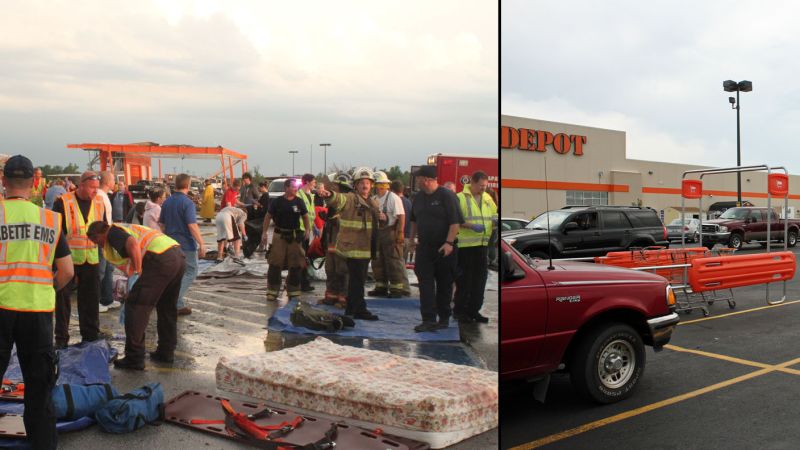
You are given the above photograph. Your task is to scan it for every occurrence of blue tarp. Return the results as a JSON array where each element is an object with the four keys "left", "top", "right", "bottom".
[
  {"left": 268, "top": 298, "right": 460, "bottom": 341},
  {"left": 0, "top": 340, "right": 116, "bottom": 447}
]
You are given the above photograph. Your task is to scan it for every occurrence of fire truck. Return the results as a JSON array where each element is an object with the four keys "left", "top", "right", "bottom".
[{"left": 410, "top": 153, "right": 498, "bottom": 193}]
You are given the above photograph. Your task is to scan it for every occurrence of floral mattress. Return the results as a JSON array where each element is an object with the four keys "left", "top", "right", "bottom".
[{"left": 215, "top": 337, "right": 498, "bottom": 434}]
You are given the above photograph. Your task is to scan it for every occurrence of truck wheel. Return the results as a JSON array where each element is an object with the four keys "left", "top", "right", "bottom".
[
  {"left": 570, "top": 323, "right": 645, "bottom": 404},
  {"left": 788, "top": 231, "right": 798, "bottom": 248},
  {"left": 728, "top": 233, "right": 743, "bottom": 250}
]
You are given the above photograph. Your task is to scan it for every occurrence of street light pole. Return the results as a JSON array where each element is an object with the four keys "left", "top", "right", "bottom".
[
  {"left": 320, "top": 143, "right": 331, "bottom": 174},
  {"left": 289, "top": 150, "right": 298, "bottom": 175},
  {"left": 723, "top": 80, "right": 752, "bottom": 206}
]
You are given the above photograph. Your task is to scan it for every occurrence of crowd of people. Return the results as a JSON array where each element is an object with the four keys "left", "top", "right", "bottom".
[{"left": 0, "top": 157, "right": 497, "bottom": 448}]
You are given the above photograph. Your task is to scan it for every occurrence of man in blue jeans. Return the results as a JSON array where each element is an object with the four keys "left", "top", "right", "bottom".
[
  {"left": 97, "top": 171, "right": 121, "bottom": 312},
  {"left": 158, "top": 174, "right": 206, "bottom": 315}
]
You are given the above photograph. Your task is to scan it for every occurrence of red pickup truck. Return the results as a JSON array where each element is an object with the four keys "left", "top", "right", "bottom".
[
  {"left": 701, "top": 207, "right": 800, "bottom": 250},
  {"left": 500, "top": 240, "right": 679, "bottom": 403}
]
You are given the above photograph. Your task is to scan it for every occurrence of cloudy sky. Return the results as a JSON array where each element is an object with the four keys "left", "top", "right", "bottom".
[
  {"left": 502, "top": 1, "right": 800, "bottom": 172},
  {"left": 0, "top": 0, "right": 497, "bottom": 176}
]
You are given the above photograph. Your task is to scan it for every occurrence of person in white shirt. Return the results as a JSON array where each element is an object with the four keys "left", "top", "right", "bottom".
[
  {"left": 368, "top": 171, "right": 409, "bottom": 297},
  {"left": 215, "top": 206, "right": 248, "bottom": 265},
  {"left": 143, "top": 189, "right": 166, "bottom": 230},
  {"left": 97, "top": 171, "right": 120, "bottom": 312}
]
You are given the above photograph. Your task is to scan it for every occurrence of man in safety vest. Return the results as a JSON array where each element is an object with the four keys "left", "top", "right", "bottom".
[
  {"left": 320, "top": 172, "right": 352, "bottom": 308},
  {"left": 261, "top": 178, "right": 311, "bottom": 302},
  {"left": 87, "top": 222, "right": 186, "bottom": 370},
  {"left": 297, "top": 173, "right": 317, "bottom": 292},
  {"left": 454, "top": 171, "right": 497, "bottom": 324},
  {"left": 52, "top": 171, "right": 106, "bottom": 348},
  {"left": 368, "top": 171, "right": 409, "bottom": 298},
  {"left": 0, "top": 155, "right": 74, "bottom": 450},
  {"left": 316, "top": 167, "right": 380, "bottom": 321},
  {"left": 30, "top": 167, "right": 47, "bottom": 207}
]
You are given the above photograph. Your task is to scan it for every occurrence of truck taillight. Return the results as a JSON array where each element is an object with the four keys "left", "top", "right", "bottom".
[
  {"left": 663, "top": 226, "right": 668, "bottom": 240},
  {"left": 666, "top": 286, "right": 676, "bottom": 307},
  {"left": 684, "top": 226, "right": 689, "bottom": 231}
]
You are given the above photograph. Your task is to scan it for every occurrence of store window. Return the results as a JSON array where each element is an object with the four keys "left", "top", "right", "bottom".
[{"left": 566, "top": 190, "right": 608, "bottom": 206}]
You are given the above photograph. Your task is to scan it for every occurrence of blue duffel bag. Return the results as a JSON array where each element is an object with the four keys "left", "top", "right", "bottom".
[
  {"left": 52, "top": 383, "right": 118, "bottom": 420},
  {"left": 94, "top": 382, "right": 164, "bottom": 433}
]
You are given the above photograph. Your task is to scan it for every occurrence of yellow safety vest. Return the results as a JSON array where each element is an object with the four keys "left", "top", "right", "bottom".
[
  {"left": 102, "top": 224, "right": 179, "bottom": 276},
  {"left": 457, "top": 185, "right": 497, "bottom": 248},
  {"left": 61, "top": 192, "right": 105, "bottom": 264},
  {"left": 326, "top": 191, "right": 377, "bottom": 259},
  {"left": 30, "top": 179, "right": 46, "bottom": 207},
  {"left": 0, "top": 199, "right": 61, "bottom": 312},
  {"left": 298, "top": 188, "right": 315, "bottom": 232}
]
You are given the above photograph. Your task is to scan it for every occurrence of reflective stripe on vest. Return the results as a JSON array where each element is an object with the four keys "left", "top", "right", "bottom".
[
  {"left": 103, "top": 224, "right": 179, "bottom": 276},
  {"left": 457, "top": 188, "right": 496, "bottom": 248},
  {"left": 0, "top": 200, "right": 61, "bottom": 312},
  {"left": 61, "top": 192, "right": 104, "bottom": 264},
  {"left": 327, "top": 192, "right": 376, "bottom": 260}
]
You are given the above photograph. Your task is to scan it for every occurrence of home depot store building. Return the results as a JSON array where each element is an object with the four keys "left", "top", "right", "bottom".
[{"left": 501, "top": 114, "right": 800, "bottom": 222}]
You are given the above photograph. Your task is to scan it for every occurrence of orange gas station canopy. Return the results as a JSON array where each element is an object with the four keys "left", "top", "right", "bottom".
[{"left": 67, "top": 142, "right": 249, "bottom": 182}]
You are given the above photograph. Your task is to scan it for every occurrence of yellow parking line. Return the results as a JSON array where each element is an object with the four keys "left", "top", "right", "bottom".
[
  {"left": 679, "top": 299, "right": 800, "bottom": 325},
  {"left": 663, "top": 344, "right": 771, "bottom": 369},
  {"left": 512, "top": 356, "right": 800, "bottom": 449}
]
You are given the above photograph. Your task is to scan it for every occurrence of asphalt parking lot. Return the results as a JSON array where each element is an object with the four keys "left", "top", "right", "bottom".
[{"left": 502, "top": 243, "right": 800, "bottom": 450}]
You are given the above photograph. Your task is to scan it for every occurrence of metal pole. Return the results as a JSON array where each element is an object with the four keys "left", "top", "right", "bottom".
[{"left": 736, "top": 90, "right": 742, "bottom": 206}]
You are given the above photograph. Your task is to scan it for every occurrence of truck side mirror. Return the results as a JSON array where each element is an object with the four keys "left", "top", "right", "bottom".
[
  {"left": 564, "top": 222, "right": 579, "bottom": 233},
  {"left": 501, "top": 251, "right": 525, "bottom": 281}
]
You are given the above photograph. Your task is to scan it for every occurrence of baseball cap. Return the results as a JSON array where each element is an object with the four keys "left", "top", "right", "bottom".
[
  {"left": 413, "top": 165, "right": 437, "bottom": 179},
  {"left": 3, "top": 155, "right": 34, "bottom": 179}
]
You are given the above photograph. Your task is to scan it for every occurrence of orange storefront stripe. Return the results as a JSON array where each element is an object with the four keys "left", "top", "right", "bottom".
[
  {"left": 502, "top": 179, "right": 628, "bottom": 192},
  {"left": 642, "top": 186, "right": 800, "bottom": 200}
]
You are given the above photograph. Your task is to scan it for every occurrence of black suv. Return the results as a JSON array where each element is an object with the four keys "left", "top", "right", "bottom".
[{"left": 504, "top": 205, "right": 668, "bottom": 259}]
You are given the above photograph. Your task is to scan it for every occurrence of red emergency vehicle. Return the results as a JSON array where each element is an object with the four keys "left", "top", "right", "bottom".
[{"left": 410, "top": 153, "right": 498, "bottom": 193}]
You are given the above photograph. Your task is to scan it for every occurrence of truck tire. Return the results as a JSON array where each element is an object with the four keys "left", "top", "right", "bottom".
[
  {"left": 728, "top": 232, "right": 743, "bottom": 250},
  {"left": 570, "top": 323, "right": 645, "bottom": 404},
  {"left": 789, "top": 231, "right": 798, "bottom": 248}
]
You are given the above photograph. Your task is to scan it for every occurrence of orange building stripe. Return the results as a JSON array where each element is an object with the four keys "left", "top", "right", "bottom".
[
  {"left": 502, "top": 179, "right": 628, "bottom": 192},
  {"left": 642, "top": 186, "right": 800, "bottom": 200}
]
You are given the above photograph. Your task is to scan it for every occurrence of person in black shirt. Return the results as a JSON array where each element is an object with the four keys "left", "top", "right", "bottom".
[
  {"left": 409, "top": 166, "right": 463, "bottom": 333},
  {"left": 261, "top": 178, "right": 311, "bottom": 301}
]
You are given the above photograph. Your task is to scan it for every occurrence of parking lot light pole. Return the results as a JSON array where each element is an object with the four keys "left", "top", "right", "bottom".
[
  {"left": 320, "top": 143, "right": 331, "bottom": 174},
  {"left": 723, "top": 80, "right": 753, "bottom": 206},
  {"left": 288, "top": 150, "right": 298, "bottom": 176}
]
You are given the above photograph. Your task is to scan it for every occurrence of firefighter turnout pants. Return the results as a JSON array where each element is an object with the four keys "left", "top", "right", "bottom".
[
  {"left": 325, "top": 251, "right": 348, "bottom": 298},
  {"left": 124, "top": 247, "right": 186, "bottom": 364},
  {"left": 55, "top": 263, "right": 100, "bottom": 346},
  {"left": 267, "top": 230, "right": 306, "bottom": 300},
  {"left": 0, "top": 310, "right": 57, "bottom": 449},
  {"left": 371, "top": 226, "right": 409, "bottom": 295}
]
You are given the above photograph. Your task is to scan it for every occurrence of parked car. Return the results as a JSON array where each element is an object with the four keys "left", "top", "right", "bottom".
[
  {"left": 268, "top": 178, "right": 289, "bottom": 201},
  {"left": 507, "top": 205, "right": 669, "bottom": 259},
  {"left": 501, "top": 217, "right": 529, "bottom": 232},
  {"left": 500, "top": 239, "right": 679, "bottom": 403},
  {"left": 701, "top": 207, "right": 800, "bottom": 250},
  {"left": 128, "top": 180, "right": 152, "bottom": 199},
  {"left": 666, "top": 218, "right": 700, "bottom": 242}
]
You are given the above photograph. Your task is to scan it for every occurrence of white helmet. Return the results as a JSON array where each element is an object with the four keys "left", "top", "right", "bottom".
[
  {"left": 373, "top": 171, "right": 390, "bottom": 184},
  {"left": 352, "top": 167, "right": 375, "bottom": 182}
]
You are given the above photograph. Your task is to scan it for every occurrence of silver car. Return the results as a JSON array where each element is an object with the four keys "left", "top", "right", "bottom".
[{"left": 666, "top": 218, "right": 700, "bottom": 242}]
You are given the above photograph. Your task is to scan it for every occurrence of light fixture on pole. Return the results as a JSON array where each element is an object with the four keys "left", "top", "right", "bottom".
[
  {"left": 320, "top": 143, "right": 331, "bottom": 174},
  {"left": 288, "top": 150, "right": 298, "bottom": 176},
  {"left": 723, "top": 79, "right": 753, "bottom": 206}
]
